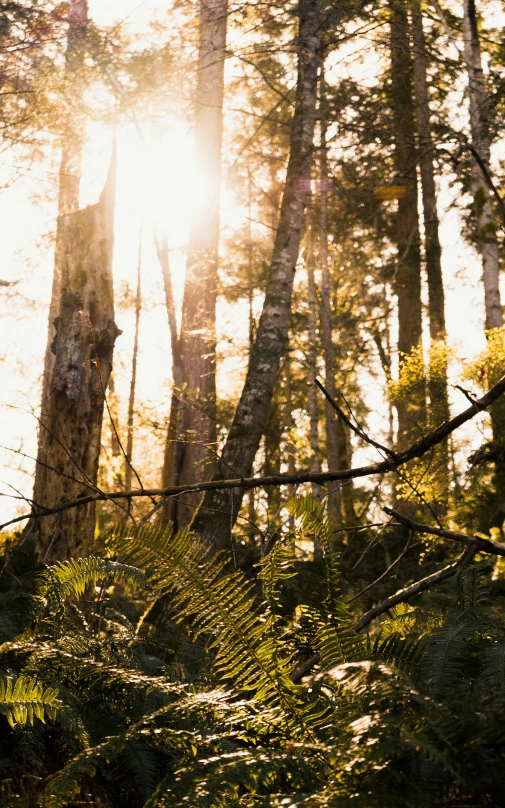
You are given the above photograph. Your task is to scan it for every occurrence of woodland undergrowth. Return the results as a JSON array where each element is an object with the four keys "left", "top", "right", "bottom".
[{"left": 1, "top": 499, "right": 505, "bottom": 807}]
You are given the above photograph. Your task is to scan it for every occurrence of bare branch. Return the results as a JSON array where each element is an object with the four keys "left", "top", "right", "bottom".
[
  {"left": 315, "top": 378, "right": 396, "bottom": 458},
  {"left": 354, "top": 543, "right": 478, "bottom": 632},
  {"left": 3, "top": 372, "right": 505, "bottom": 533},
  {"left": 384, "top": 506, "right": 505, "bottom": 557}
]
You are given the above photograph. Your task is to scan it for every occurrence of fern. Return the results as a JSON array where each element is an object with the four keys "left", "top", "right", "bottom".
[
  {"left": 0, "top": 674, "right": 60, "bottom": 728},
  {"left": 45, "top": 556, "right": 147, "bottom": 602},
  {"left": 107, "top": 524, "right": 302, "bottom": 713}
]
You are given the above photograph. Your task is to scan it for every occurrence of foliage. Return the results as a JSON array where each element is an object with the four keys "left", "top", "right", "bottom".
[{"left": 1, "top": 502, "right": 505, "bottom": 806}]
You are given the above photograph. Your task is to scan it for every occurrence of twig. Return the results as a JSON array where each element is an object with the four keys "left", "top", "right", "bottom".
[
  {"left": 3, "top": 372, "right": 505, "bottom": 532},
  {"left": 315, "top": 378, "right": 396, "bottom": 458}
]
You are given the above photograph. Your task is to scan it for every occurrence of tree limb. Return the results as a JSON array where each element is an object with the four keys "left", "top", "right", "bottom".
[
  {"left": 384, "top": 506, "right": 505, "bottom": 557},
  {"left": 3, "top": 372, "right": 505, "bottom": 533},
  {"left": 354, "top": 543, "right": 478, "bottom": 632}
]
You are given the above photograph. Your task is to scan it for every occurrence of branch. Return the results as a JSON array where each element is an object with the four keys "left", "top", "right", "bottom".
[
  {"left": 354, "top": 543, "right": 478, "bottom": 632},
  {"left": 315, "top": 379, "right": 396, "bottom": 458},
  {"left": 384, "top": 507, "right": 505, "bottom": 557},
  {"left": 3, "top": 372, "right": 505, "bottom": 533}
]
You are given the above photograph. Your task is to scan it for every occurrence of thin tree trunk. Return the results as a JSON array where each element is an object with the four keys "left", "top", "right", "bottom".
[
  {"left": 306, "top": 230, "right": 321, "bottom": 495},
  {"left": 35, "top": 0, "right": 89, "bottom": 506},
  {"left": 156, "top": 237, "right": 184, "bottom": 527},
  {"left": 410, "top": 0, "right": 449, "bottom": 428},
  {"left": 31, "top": 156, "right": 119, "bottom": 562},
  {"left": 462, "top": 0, "right": 505, "bottom": 525},
  {"left": 189, "top": 0, "right": 320, "bottom": 551},
  {"left": 124, "top": 232, "right": 142, "bottom": 493},
  {"left": 318, "top": 86, "right": 341, "bottom": 524},
  {"left": 174, "top": 0, "right": 228, "bottom": 526},
  {"left": 389, "top": 0, "right": 426, "bottom": 445},
  {"left": 285, "top": 353, "right": 296, "bottom": 531}
]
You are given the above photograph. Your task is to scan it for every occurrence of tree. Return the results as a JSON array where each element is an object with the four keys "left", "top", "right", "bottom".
[
  {"left": 162, "top": 0, "right": 228, "bottom": 529},
  {"left": 189, "top": 0, "right": 320, "bottom": 551},
  {"left": 29, "top": 156, "right": 119, "bottom": 562},
  {"left": 389, "top": 0, "right": 426, "bottom": 445},
  {"left": 409, "top": 0, "right": 449, "bottom": 428}
]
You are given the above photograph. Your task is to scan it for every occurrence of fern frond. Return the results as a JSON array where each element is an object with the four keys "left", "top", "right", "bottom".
[
  {"left": 0, "top": 674, "right": 60, "bottom": 728},
  {"left": 45, "top": 556, "right": 147, "bottom": 602},
  {"left": 108, "top": 524, "right": 300, "bottom": 713}
]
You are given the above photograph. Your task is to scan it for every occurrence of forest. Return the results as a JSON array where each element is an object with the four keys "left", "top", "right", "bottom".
[{"left": 2, "top": 0, "right": 505, "bottom": 804}]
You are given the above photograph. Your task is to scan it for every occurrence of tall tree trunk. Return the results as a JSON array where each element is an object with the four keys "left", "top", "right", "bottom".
[
  {"left": 318, "top": 67, "right": 355, "bottom": 525},
  {"left": 462, "top": 0, "right": 502, "bottom": 330},
  {"left": 462, "top": 0, "right": 505, "bottom": 524},
  {"left": 389, "top": 0, "right": 426, "bottom": 446},
  {"left": 124, "top": 233, "right": 142, "bottom": 493},
  {"left": 34, "top": 0, "right": 89, "bottom": 509},
  {"left": 31, "top": 157, "right": 119, "bottom": 563},
  {"left": 173, "top": 0, "right": 228, "bottom": 527},
  {"left": 189, "top": 0, "right": 320, "bottom": 551},
  {"left": 410, "top": 0, "right": 449, "bottom": 427}
]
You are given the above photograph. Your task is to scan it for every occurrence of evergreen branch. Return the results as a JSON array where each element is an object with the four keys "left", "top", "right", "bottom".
[{"left": 3, "top": 371, "right": 505, "bottom": 532}]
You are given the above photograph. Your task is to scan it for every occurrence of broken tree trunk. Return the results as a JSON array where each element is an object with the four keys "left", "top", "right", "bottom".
[
  {"left": 30, "top": 156, "right": 119, "bottom": 563},
  {"left": 38, "top": 0, "right": 89, "bottom": 460},
  {"left": 188, "top": 0, "right": 320, "bottom": 551}
]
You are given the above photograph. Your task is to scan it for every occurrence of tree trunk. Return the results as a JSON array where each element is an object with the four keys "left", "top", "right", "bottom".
[
  {"left": 156, "top": 237, "right": 184, "bottom": 527},
  {"left": 410, "top": 0, "right": 449, "bottom": 428},
  {"left": 462, "top": 0, "right": 505, "bottom": 525},
  {"left": 174, "top": 0, "right": 228, "bottom": 526},
  {"left": 306, "top": 230, "right": 321, "bottom": 496},
  {"left": 462, "top": 0, "right": 502, "bottom": 331},
  {"left": 389, "top": 0, "right": 426, "bottom": 445},
  {"left": 35, "top": 0, "right": 89, "bottom": 510},
  {"left": 189, "top": 0, "right": 320, "bottom": 551},
  {"left": 124, "top": 232, "right": 142, "bottom": 493},
  {"left": 318, "top": 67, "right": 355, "bottom": 525},
  {"left": 31, "top": 156, "right": 119, "bottom": 563}
]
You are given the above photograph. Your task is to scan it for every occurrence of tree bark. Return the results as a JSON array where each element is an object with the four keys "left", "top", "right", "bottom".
[
  {"left": 31, "top": 156, "right": 119, "bottom": 563},
  {"left": 410, "top": 0, "right": 450, "bottom": 427},
  {"left": 389, "top": 0, "right": 426, "bottom": 445},
  {"left": 173, "top": 0, "right": 228, "bottom": 526},
  {"left": 35, "top": 0, "right": 89, "bottom": 512},
  {"left": 189, "top": 0, "right": 320, "bottom": 551}
]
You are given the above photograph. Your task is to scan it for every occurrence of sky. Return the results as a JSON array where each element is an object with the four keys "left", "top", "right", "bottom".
[{"left": 0, "top": 0, "right": 502, "bottom": 527}]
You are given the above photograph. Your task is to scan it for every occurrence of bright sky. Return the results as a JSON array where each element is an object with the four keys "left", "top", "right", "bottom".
[{"left": 0, "top": 0, "right": 502, "bottom": 526}]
